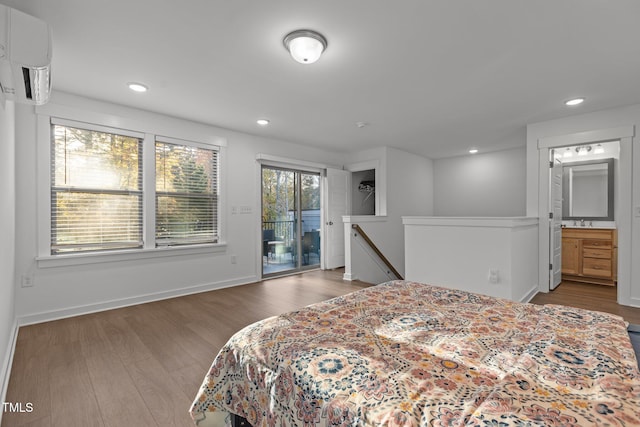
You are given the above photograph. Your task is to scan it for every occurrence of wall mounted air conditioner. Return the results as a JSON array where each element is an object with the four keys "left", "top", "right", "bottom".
[{"left": 0, "top": 5, "right": 52, "bottom": 105}]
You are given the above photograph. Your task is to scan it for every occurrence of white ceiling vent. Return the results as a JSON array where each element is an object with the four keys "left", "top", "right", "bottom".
[{"left": 0, "top": 5, "right": 52, "bottom": 105}]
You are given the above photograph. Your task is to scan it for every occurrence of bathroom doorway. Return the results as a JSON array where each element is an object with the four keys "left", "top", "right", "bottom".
[{"left": 537, "top": 127, "right": 633, "bottom": 305}]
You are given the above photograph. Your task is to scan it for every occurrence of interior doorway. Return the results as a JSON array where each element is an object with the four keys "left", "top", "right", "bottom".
[
  {"left": 549, "top": 141, "right": 619, "bottom": 291},
  {"left": 261, "top": 166, "right": 321, "bottom": 277},
  {"left": 537, "top": 128, "right": 632, "bottom": 307}
]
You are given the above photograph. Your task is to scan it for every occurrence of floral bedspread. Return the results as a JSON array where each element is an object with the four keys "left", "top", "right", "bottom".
[{"left": 190, "top": 280, "right": 640, "bottom": 426}]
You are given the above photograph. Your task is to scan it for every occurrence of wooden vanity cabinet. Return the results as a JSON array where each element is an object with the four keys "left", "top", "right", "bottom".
[
  {"left": 561, "top": 238, "right": 580, "bottom": 275},
  {"left": 561, "top": 228, "right": 617, "bottom": 286}
]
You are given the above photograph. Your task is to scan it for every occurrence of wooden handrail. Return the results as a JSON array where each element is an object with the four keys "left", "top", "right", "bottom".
[{"left": 351, "top": 224, "right": 404, "bottom": 280}]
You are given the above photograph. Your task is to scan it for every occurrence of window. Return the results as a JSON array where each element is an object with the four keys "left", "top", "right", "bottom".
[
  {"left": 155, "top": 140, "right": 219, "bottom": 246},
  {"left": 49, "top": 119, "right": 220, "bottom": 256},
  {"left": 51, "top": 124, "right": 143, "bottom": 253}
]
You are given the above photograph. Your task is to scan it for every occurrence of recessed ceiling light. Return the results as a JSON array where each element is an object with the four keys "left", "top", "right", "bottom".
[
  {"left": 469, "top": 148, "right": 478, "bottom": 154},
  {"left": 565, "top": 98, "right": 585, "bottom": 106},
  {"left": 128, "top": 82, "right": 148, "bottom": 93},
  {"left": 256, "top": 119, "right": 270, "bottom": 126}
]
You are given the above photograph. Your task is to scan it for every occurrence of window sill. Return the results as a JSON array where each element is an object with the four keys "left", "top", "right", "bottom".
[{"left": 36, "top": 243, "right": 228, "bottom": 268}]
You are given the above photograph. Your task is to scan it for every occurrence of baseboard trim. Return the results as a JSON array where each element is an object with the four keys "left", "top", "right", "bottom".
[
  {"left": 519, "top": 285, "right": 539, "bottom": 304},
  {"left": 0, "top": 319, "right": 19, "bottom": 426},
  {"left": 342, "top": 273, "right": 356, "bottom": 281},
  {"left": 17, "top": 275, "right": 259, "bottom": 327},
  {"left": 623, "top": 297, "right": 640, "bottom": 309}
]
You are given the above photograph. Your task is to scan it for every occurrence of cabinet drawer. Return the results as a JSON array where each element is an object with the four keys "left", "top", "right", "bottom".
[
  {"left": 562, "top": 228, "right": 613, "bottom": 240},
  {"left": 583, "top": 258, "right": 612, "bottom": 278},
  {"left": 583, "top": 248, "right": 611, "bottom": 259},
  {"left": 583, "top": 239, "right": 612, "bottom": 249}
]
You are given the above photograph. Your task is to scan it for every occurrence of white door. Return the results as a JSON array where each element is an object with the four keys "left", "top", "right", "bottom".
[
  {"left": 324, "top": 168, "right": 350, "bottom": 269},
  {"left": 550, "top": 152, "right": 563, "bottom": 289}
]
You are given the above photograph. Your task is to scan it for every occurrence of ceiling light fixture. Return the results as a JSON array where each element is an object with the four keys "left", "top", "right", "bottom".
[
  {"left": 283, "top": 29, "right": 327, "bottom": 64},
  {"left": 565, "top": 97, "right": 585, "bottom": 106},
  {"left": 594, "top": 144, "right": 605, "bottom": 154},
  {"left": 563, "top": 147, "right": 573, "bottom": 158},
  {"left": 256, "top": 119, "right": 270, "bottom": 126},
  {"left": 469, "top": 148, "right": 478, "bottom": 154},
  {"left": 128, "top": 82, "right": 148, "bottom": 93}
]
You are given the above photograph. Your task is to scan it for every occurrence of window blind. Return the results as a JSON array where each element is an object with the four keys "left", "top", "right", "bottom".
[
  {"left": 155, "top": 141, "right": 219, "bottom": 246},
  {"left": 50, "top": 124, "right": 143, "bottom": 253}
]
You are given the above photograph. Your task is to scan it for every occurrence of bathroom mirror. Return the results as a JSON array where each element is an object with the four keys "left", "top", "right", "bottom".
[{"left": 562, "top": 158, "right": 614, "bottom": 221}]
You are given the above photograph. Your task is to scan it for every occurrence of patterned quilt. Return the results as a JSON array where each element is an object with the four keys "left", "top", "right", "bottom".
[{"left": 190, "top": 281, "right": 640, "bottom": 426}]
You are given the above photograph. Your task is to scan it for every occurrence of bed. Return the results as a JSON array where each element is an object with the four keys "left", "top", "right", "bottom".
[{"left": 190, "top": 280, "right": 640, "bottom": 426}]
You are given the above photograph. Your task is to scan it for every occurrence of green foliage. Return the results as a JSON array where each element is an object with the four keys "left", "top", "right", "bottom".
[
  {"left": 262, "top": 168, "right": 320, "bottom": 222},
  {"left": 155, "top": 143, "right": 216, "bottom": 243},
  {"left": 51, "top": 125, "right": 142, "bottom": 252},
  {"left": 301, "top": 173, "right": 320, "bottom": 210},
  {"left": 262, "top": 168, "right": 294, "bottom": 222}
]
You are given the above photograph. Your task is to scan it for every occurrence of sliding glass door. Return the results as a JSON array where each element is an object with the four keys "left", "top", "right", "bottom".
[{"left": 262, "top": 166, "right": 320, "bottom": 276}]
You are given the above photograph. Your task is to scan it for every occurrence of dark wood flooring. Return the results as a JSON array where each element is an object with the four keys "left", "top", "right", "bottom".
[
  {"left": 529, "top": 280, "right": 640, "bottom": 324},
  {"left": 3, "top": 272, "right": 640, "bottom": 426},
  {"left": 2, "top": 269, "right": 370, "bottom": 427}
]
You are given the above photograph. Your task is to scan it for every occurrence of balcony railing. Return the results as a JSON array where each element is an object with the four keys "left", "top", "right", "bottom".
[{"left": 262, "top": 220, "right": 295, "bottom": 243}]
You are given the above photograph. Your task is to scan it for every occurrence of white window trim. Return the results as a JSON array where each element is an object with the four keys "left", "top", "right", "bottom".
[
  {"left": 255, "top": 153, "right": 332, "bottom": 173},
  {"left": 36, "top": 243, "right": 227, "bottom": 268},
  {"left": 51, "top": 116, "right": 145, "bottom": 139},
  {"left": 36, "top": 113, "right": 227, "bottom": 268}
]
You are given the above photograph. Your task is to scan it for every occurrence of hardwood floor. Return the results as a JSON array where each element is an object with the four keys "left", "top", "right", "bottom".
[
  {"left": 3, "top": 273, "right": 640, "bottom": 426},
  {"left": 530, "top": 280, "right": 640, "bottom": 325},
  {"left": 2, "top": 269, "right": 371, "bottom": 427}
]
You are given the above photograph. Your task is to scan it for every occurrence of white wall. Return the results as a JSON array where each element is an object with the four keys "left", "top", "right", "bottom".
[
  {"left": 344, "top": 147, "right": 434, "bottom": 280},
  {"left": 386, "top": 147, "right": 435, "bottom": 273},
  {"left": 343, "top": 216, "right": 398, "bottom": 284},
  {"left": 403, "top": 217, "right": 538, "bottom": 302},
  {"left": 526, "top": 104, "right": 640, "bottom": 307},
  {"left": 13, "top": 92, "right": 348, "bottom": 324},
  {"left": 434, "top": 147, "right": 526, "bottom": 216},
  {"left": 0, "top": 100, "right": 16, "bottom": 407}
]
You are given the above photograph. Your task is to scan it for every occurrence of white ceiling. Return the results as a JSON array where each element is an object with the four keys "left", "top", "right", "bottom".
[{"left": 4, "top": 0, "right": 640, "bottom": 159}]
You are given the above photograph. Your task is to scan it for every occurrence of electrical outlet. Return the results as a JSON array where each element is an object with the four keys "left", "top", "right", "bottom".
[
  {"left": 230, "top": 255, "right": 237, "bottom": 264},
  {"left": 21, "top": 275, "right": 34, "bottom": 288},
  {"left": 488, "top": 269, "right": 499, "bottom": 284},
  {"left": 231, "top": 206, "right": 238, "bottom": 214}
]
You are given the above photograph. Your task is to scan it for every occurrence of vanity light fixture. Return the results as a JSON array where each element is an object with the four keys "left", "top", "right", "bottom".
[
  {"left": 283, "top": 29, "right": 327, "bottom": 64},
  {"left": 127, "top": 82, "right": 148, "bottom": 93},
  {"left": 576, "top": 145, "right": 592, "bottom": 156},
  {"left": 594, "top": 144, "right": 605, "bottom": 154},
  {"left": 565, "top": 97, "right": 585, "bottom": 106},
  {"left": 563, "top": 147, "right": 573, "bottom": 158}
]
